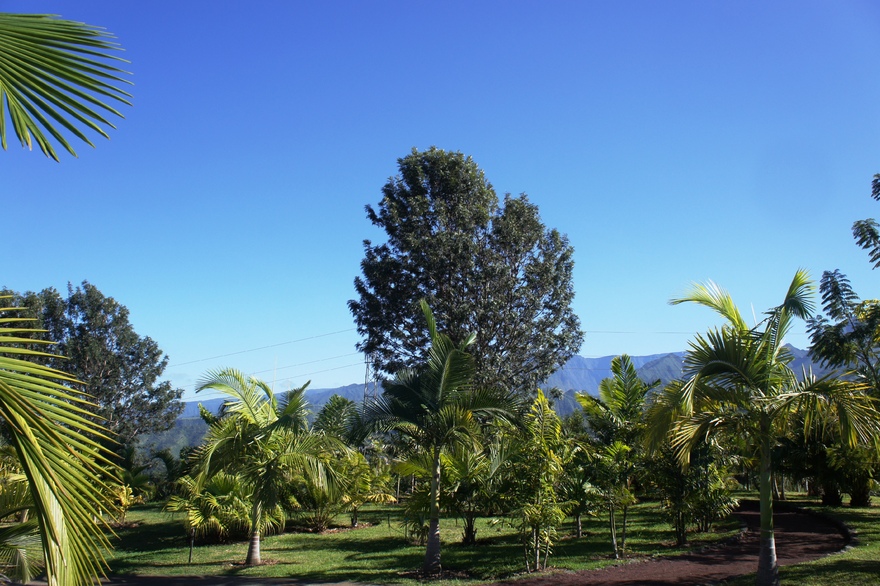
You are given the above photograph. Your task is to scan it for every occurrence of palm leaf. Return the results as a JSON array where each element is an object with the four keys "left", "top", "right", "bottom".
[
  {"left": 0, "top": 301, "right": 117, "bottom": 586},
  {"left": 0, "top": 13, "right": 132, "bottom": 160}
]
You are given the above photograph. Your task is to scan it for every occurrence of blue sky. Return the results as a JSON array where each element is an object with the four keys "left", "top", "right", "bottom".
[{"left": 5, "top": 1, "right": 880, "bottom": 402}]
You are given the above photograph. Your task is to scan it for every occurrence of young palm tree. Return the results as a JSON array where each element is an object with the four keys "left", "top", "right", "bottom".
[
  {"left": 364, "top": 300, "right": 519, "bottom": 575},
  {"left": 577, "top": 354, "right": 658, "bottom": 557},
  {"left": 0, "top": 299, "right": 117, "bottom": 586},
  {"left": 653, "top": 270, "right": 879, "bottom": 586},
  {"left": 194, "top": 370, "right": 338, "bottom": 566},
  {"left": 0, "top": 13, "right": 132, "bottom": 160}
]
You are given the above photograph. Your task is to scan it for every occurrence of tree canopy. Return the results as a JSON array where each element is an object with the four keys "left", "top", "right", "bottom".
[
  {"left": 350, "top": 147, "right": 583, "bottom": 395},
  {"left": 2, "top": 282, "right": 183, "bottom": 448}
]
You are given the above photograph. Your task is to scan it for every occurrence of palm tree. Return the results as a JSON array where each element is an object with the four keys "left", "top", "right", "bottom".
[
  {"left": 194, "top": 370, "right": 339, "bottom": 566},
  {"left": 0, "top": 12, "right": 132, "bottom": 160},
  {"left": 577, "top": 354, "right": 658, "bottom": 557},
  {"left": 652, "top": 270, "right": 879, "bottom": 586},
  {"left": 364, "top": 300, "right": 519, "bottom": 575},
  {"left": 0, "top": 298, "right": 117, "bottom": 586}
]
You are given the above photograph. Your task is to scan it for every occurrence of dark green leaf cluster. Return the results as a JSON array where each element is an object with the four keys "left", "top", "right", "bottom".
[
  {"left": 350, "top": 147, "right": 583, "bottom": 395},
  {"left": 1, "top": 281, "right": 184, "bottom": 447}
]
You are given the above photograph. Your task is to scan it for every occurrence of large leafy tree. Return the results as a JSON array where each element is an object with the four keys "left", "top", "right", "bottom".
[
  {"left": 350, "top": 147, "right": 583, "bottom": 395},
  {"left": 652, "top": 270, "right": 879, "bottom": 586},
  {"left": 810, "top": 174, "right": 880, "bottom": 393},
  {"left": 851, "top": 173, "right": 880, "bottom": 269},
  {"left": 363, "top": 300, "right": 519, "bottom": 575},
  {"left": 0, "top": 12, "right": 131, "bottom": 160},
  {"left": 3, "top": 282, "right": 183, "bottom": 448},
  {"left": 0, "top": 298, "right": 118, "bottom": 586},
  {"left": 194, "top": 370, "right": 338, "bottom": 566}
]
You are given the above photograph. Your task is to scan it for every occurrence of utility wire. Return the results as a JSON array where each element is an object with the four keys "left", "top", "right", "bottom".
[{"left": 168, "top": 328, "right": 356, "bottom": 368}]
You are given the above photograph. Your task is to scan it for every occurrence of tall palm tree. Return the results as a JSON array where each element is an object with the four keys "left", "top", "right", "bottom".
[
  {"left": 364, "top": 300, "right": 519, "bottom": 575},
  {"left": 0, "top": 12, "right": 132, "bottom": 160},
  {"left": 195, "top": 370, "right": 338, "bottom": 566},
  {"left": 0, "top": 299, "right": 117, "bottom": 586},
  {"left": 652, "top": 270, "right": 879, "bottom": 586}
]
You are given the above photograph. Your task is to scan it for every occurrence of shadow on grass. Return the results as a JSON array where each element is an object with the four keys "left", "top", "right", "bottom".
[{"left": 782, "top": 558, "right": 880, "bottom": 583}]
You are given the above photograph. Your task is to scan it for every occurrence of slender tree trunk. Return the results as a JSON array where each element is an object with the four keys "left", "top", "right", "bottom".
[
  {"left": 534, "top": 527, "right": 540, "bottom": 570},
  {"left": 463, "top": 513, "right": 477, "bottom": 545},
  {"left": 621, "top": 505, "right": 628, "bottom": 557},
  {"left": 245, "top": 501, "right": 262, "bottom": 566},
  {"left": 609, "top": 503, "right": 618, "bottom": 559},
  {"left": 423, "top": 448, "right": 442, "bottom": 575},
  {"left": 576, "top": 512, "right": 582, "bottom": 538},
  {"left": 756, "top": 435, "right": 779, "bottom": 586}
]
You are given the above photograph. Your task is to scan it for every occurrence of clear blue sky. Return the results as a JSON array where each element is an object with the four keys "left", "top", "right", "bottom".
[{"left": 5, "top": 1, "right": 880, "bottom": 402}]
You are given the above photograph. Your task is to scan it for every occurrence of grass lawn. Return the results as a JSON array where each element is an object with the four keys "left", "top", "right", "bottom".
[{"left": 106, "top": 501, "right": 740, "bottom": 585}]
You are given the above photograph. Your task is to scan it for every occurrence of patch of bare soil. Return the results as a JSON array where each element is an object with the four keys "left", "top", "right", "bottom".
[{"left": 492, "top": 500, "right": 847, "bottom": 586}]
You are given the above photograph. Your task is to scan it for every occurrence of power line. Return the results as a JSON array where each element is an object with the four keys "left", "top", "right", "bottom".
[
  {"left": 249, "top": 352, "right": 361, "bottom": 376},
  {"left": 168, "top": 328, "right": 356, "bottom": 368}
]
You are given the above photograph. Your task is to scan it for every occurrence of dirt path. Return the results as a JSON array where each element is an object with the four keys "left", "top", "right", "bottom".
[
  {"left": 493, "top": 500, "right": 847, "bottom": 586},
  {"left": 19, "top": 501, "right": 848, "bottom": 586}
]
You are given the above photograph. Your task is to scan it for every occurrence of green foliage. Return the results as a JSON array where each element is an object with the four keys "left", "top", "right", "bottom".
[
  {"left": 0, "top": 13, "right": 132, "bottom": 160},
  {"left": 0, "top": 298, "right": 119, "bottom": 586},
  {"left": 576, "top": 354, "right": 655, "bottom": 558},
  {"left": 850, "top": 173, "right": 880, "bottom": 269},
  {"left": 3, "top": 282, "right": 184, "bottom": 447},
  {"left": 350, "top": 147, "right": 583, "bottom": 394},
  {"left": 650, "top": 442, "right": 738, "bottom": 545},
  {"left": 191, "top": 369, "right": 339, "bottom": 566},
  {"left": 165, "top": 472, "right": 250, "bottom": 542},
  {"left": 506, "top": 390, "right": 567, "bottom": 572},
  {"left": 313, "top": 394, "right": 364, "bottom": 446},
  {"left": 363, "top": 300, "right": 519, "bottom": 574},
  {"left": 808, "top": 270, "right": 880, "bottom": 395},
  {"left": 654, "top": 270, "right": 880, "bottom": 586}
]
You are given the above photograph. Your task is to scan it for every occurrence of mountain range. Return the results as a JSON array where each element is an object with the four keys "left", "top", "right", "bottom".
[{"left": 153, "top": 346, "right": 828, "bottom": 455}]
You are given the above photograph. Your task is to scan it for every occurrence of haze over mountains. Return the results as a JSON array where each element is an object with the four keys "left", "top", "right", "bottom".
[{"left": 178, "top": 345, "right": 827, "bottom": 420}]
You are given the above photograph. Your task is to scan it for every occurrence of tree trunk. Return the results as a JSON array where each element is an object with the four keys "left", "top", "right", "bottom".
[
  {"left": 621, "top": 505, "right": 628, "bottom": 557},
  {"left": 422, "top": 448, "right": 442, "bottom": 575},
  {"left": 245, "top": 530, "right": 261, "bottom": 566},
  {"left": 463, "top": 513, "right": 477, "bottom": 545},
  {"left": 849, "top": 478, "right": 872, "bottom": 507},
  {"left": 575, "top": 512, "right": 582, "bottom": 538},
  {"left": 609, "top": 504, "right": 618, "bottom": 559},
  {"left": 245, "top": 501, "right": 262, "bottom": 566},
  {"left": 756, "top": 436, "right": 779, "bottom": 586}
]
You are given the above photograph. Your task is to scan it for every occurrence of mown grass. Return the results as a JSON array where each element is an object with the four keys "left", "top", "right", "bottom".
[
  {"left": 723, "top": 497, "right": 880, "bottom": 586},
  {"left": 106, "top": 501, "right": 740, "bottom": 585}
]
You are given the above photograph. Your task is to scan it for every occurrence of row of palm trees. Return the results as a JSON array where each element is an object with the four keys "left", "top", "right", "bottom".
[
  {"left": 1, "top": 272, "right": 878, "bottom": 586},
  {"left": 162, "top": 273, "right": 879, "bottom": 586}
]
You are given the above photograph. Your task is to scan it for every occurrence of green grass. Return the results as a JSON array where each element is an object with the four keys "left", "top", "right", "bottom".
[
  {"left": 106, "top": 501, "right": 741, "bottom": 585},
  {"left": 723, "top": 497, "right": 880, "bottom": 586}
]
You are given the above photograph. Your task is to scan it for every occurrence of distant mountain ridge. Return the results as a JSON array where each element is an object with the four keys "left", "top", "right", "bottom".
[
  {"left": 181, "top": 345, "right": 827, "bottom": 418},
  {"left": 152, "top": 346, "right": 828, "bottom": 454}
]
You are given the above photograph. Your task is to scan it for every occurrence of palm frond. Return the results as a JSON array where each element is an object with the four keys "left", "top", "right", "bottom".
[
  {"left": 670, "top": 280, "right": 747, "bottom": 331},
  {"left": 0, "top": 13, "right": 132, "bottom": 160},
  {"left": 0, "top": 300, "right": 117, "bottom": 586}
]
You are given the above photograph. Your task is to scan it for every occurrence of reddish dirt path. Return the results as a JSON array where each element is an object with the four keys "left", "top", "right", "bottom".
[{"left": 493, "top": 500, "right": 847, "bottom": 586}]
